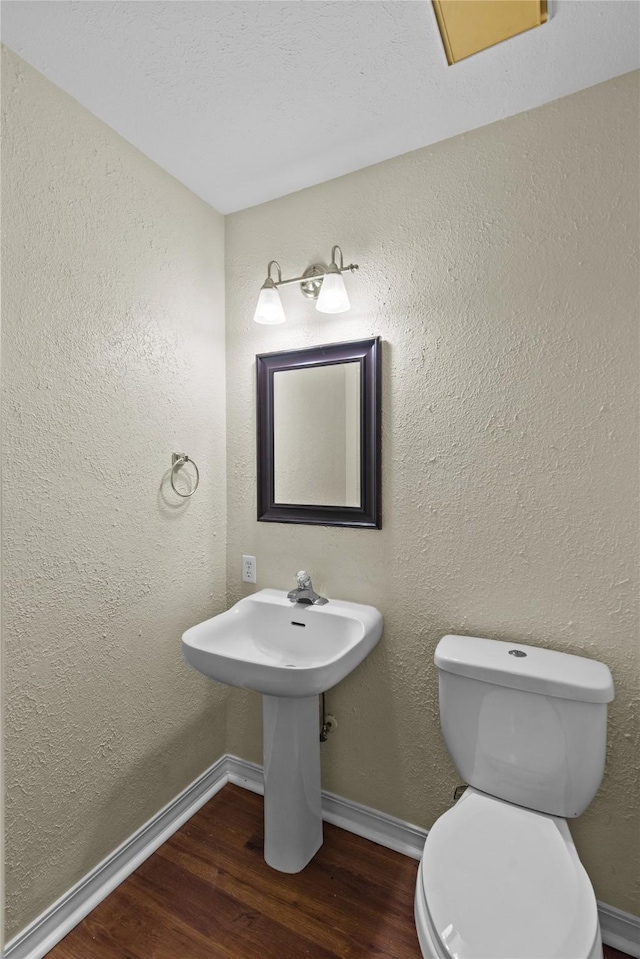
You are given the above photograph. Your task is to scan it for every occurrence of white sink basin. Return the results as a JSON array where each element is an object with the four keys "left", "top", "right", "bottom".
[{"left": 182, "top": 588, "right": 383, "bottom": 697}]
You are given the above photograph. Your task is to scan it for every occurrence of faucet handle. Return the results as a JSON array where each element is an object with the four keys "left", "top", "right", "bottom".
[{"left": 296, "top": 570, "right": 311, "bottom": 588}]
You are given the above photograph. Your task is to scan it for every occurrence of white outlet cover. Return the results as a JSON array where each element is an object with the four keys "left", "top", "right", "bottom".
[{"left": 242, "top": 555, "right": 256, "bottom": 584}]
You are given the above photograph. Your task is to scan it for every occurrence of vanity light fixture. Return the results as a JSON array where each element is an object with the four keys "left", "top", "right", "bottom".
[{"left": 253, "top": 245, "right": 358, "bottom": 324}]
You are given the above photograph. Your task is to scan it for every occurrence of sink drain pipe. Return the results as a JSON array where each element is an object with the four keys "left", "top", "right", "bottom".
[{"left": 320, "top": 693, "right": 337, "bottom": 742}]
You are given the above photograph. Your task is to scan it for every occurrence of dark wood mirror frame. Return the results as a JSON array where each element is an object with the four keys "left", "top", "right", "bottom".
[{"left": 256, "top": 337, "right": 381, "bottom": 528}]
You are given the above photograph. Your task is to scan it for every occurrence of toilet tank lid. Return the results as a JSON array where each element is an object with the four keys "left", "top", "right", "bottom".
[{"left": 435, "top": 635, "right": 614, "bottom": 703}]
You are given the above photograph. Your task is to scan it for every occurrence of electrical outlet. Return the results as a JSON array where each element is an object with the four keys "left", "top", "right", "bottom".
[{"left": 242, "top": 554, "right": 256, "bottom": 584}]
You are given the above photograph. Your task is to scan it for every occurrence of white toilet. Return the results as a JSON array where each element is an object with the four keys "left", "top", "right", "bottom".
[{"left": 415, "top": 634, "right": 614, "bottom": 959}]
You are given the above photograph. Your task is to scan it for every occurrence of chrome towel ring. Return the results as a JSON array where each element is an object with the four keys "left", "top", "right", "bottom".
[{"left": 170, "top": 453, "right": 200, "bottom": 498}]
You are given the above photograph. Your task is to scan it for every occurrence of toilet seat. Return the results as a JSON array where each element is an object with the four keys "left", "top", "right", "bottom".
[{"left": 417, "top": 789, "right": 600, "bottom": 959}]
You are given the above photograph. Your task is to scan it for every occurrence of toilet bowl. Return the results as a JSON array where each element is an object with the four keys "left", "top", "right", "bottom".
[
  {"left": 414, "top": 634, "right": 614, "bottom": 959},
  {"left": 414, "top": 788, "right": 602, "bottom": 959}
]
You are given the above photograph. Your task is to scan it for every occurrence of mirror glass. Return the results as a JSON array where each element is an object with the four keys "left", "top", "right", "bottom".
[{"left": 273, "top": 363, "right": 361, "bottom": 507}]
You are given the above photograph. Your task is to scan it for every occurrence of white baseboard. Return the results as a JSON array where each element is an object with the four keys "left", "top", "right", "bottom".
[
  {"left": 322, "top": 788, "right": 427, "bottom": 860},
  {"left": 598, "top": 901, "right": 640, "bottom": 958},
  {"left": 4, "top": 754, "right": 639, "bottom": 959},
  {"left": 226, "top": 754, "right": 264, "bottom": 795}
]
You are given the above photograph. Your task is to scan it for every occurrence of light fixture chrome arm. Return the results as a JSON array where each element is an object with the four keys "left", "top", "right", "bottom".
[
  {"left": 265, "top": 260, "right": 283, "bottom": 284},
  {"left": 271, "top": 262, "right": 359, "bottom": 289}
]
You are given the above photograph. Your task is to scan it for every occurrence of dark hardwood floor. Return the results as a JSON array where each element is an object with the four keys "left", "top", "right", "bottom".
[{"left": 46, "top": 784, "right": 633, "bottom": 959}]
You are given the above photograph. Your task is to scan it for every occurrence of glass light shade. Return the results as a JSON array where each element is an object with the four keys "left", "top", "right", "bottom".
[
  {"left": 254, "top": 285, "right": 286, "bottom": 325},
  {"left": 316, "top": 270, "right": 350, "bottom": 314}
]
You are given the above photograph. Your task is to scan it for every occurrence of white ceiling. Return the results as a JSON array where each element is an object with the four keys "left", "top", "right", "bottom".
[{"left": 2, "top": 1, "right": 638, "bottom": 214}]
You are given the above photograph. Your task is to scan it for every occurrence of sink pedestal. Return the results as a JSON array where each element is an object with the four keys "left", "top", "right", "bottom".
[{"left": 262, "top": 694, "right": 322, "bottom": 873}]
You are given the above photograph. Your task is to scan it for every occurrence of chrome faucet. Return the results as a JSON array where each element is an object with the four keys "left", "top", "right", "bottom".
[{"left": 287, "top": 570, "right": 328, "bottom": 606}]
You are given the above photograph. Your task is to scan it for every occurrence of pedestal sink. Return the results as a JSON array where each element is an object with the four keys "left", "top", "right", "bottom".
[{"left": 182, "top": 588, "right": 383, "bottom": 872}]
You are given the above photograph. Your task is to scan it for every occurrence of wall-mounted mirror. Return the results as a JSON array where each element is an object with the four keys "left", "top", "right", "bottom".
[{"left": 257, "top": 337, "right": 381, "bottom": 528}]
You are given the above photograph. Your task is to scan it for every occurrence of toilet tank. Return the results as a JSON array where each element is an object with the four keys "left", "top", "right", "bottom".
[{"left": 436, "top": 635, "right": 614, "bottom": 818}]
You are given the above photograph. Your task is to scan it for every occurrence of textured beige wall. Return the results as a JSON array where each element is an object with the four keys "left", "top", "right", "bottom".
[
  {"left": 225, "top": 72, "right": 640, "bottom": 914},
  {"left": 1, "top": 48, "right": 228, "bottom": 937}
]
